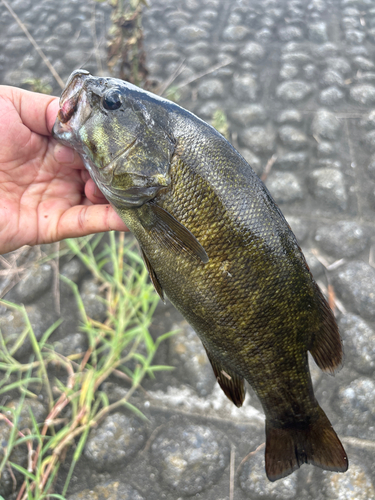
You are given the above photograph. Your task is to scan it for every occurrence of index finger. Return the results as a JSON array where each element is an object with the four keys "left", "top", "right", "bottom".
[{"left": 0, "top": 85, "right": 60, "bottom": 137}]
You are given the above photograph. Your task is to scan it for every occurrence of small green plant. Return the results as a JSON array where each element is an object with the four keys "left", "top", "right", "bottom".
[
  {"left": 0, "top": 232, "right": 175, "bottom": 499},
  {"left": 212, "top": 109, "right": 230, "bottom": 140},
  {"left": 23, "top": 78, "right": 52, "bottom": 95}
]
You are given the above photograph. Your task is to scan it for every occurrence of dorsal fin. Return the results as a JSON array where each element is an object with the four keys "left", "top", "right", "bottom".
[
  {"left": 204, "top": 347, "right": 245, "bottom": 407},
  {"left": 140, "top": 247, "right": 165, "bottom": 302},
  {"left": 309, "top": 284, "right": 343, "bottom": 374}
]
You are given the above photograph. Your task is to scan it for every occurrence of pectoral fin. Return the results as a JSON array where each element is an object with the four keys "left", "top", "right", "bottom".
[
  {"left": 204, "top": 347, "right": 245, "bottom": 407},
  {"left": 149, "top": 202, "right": 209, "bottom": 264},
  {"left": 140, "top": 248, "right": 165, "bottom": 302}
]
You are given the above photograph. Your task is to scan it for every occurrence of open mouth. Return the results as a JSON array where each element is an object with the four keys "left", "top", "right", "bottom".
[{"left": 52, "top": 69, "right": 92, "bottom": 142}]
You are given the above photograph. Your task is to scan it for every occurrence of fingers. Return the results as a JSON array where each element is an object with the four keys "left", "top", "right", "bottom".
[
  {"left": 53, "top": 142, "right": 84, "bottom": 168},
  {"left": 55, "top": 204, "right": 128, "bottom": 241},
  {"left": 84, "top": 178, "right": 108, "bottom": 204},
  {"left": 0, "top": 85, "right": 59, "bottom": 136}
]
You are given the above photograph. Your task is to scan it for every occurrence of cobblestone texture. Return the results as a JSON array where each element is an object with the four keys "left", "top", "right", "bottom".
[{"left": 1, "top": 0, "right": 375, "bottom": 498}]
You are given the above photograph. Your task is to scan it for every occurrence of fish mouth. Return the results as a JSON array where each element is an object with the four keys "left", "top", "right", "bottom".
[{"left": 52, "top": 69, "right": 92, "bottom": 143}]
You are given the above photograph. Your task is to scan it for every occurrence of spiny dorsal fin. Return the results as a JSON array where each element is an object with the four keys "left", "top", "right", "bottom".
[
  {"left": 140, "top": 247, "right": 165, "bottom": 302},
  {"left": 149, "top": 203, "right": 209, "bottom": 264},
  {"left": 309, "top": 284, "right": 343, "bottom": 374},
  {"left": 204, "top": 347, "right": 245, "bottom": 407}
]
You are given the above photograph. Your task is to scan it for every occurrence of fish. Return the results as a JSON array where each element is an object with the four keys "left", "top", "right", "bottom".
[{"left": 53, "top": 69, "right": 348, "bottom": 481}]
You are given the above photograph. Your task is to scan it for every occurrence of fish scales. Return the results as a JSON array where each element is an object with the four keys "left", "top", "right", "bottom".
[{"left": 53, "top": 70, "right": 348, "bottom": 481}]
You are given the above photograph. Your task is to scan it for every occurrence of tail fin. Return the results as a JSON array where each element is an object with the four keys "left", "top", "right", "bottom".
[{"left": 265, "top": 407, "right": 348, "bottom": 482}]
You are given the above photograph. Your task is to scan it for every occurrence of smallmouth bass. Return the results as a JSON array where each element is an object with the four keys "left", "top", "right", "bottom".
[{"left": 53, "top": 69, "right": 348, "bottom": 481}]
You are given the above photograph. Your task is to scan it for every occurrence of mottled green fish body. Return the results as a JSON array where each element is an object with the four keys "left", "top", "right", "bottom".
[{"left": 53, "top": 70, "right": 348, "bottom": 481}]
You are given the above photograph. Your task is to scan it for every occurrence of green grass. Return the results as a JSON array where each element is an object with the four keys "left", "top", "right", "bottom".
[{"left": 0, "top": 232, "right": 175, "bottom": 500}]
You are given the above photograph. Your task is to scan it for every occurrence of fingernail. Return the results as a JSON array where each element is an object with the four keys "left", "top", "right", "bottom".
[{"left": 54, "top": 144, "right": 75, "bottom": 163}]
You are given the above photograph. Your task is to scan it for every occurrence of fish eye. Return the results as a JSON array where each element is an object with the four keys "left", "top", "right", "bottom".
[{"left": 102, "top": 90, "right": 122, "bottom": 111}]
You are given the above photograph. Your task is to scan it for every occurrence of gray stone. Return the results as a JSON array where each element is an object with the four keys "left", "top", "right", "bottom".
[
  {"left": 316, "top": 158, "right": 342, "bottom": 169},
  {"left": 240, "top": 126, "right": 276, "bottom": 154},
  {"left": 332, "top": 261, "right": 375, "bottom": 320},
  {"left": 311, "top": 42, "right": 338, "bottom": 59},
  {"left": 222, "top": 25, "right": 250, "bottom": 41},
  {"left": 196, "top": 101, "right": 220, "bottom": 118},
  {"left": 233, "top": 74, "right": 258, "bottom": 102},
  {"left": 0, "top": 399, "right": 47, "bottom": 498},
  {"left": 255, "top": 28, "right": 273, "bottom": 43},
  {"left": 240, "top": 148, "right": 263, "bottom": 175},
  {"left": 359, "top": 110, "right": 375, "bottom": 130},
  {"left": 278, "top": 25, "right": 304, "bottom": 42},
  {"left": 0, "top": 302, "right": 57, "bottom": 359},
  {"left": 11, "top": 263, "right": 53, "bottom": 303},
  {"left": 177, "top": 25, "right": 208, "bottom": 42},
  {"left": 308, "top": 168, "right": 347, "bottom": 210},
  {"left": 353, "top": 56, "right": 375, "bottom": 71},
  {"left": 363, "top": 130, "right": 375, "bottom": 153},
  {"left": 368, "top": 154, "right": 375, "bottom": 179},
  {"left": 197, "top": 78, "right": 224, "bottom": 99},
  {"left": 317, "top": 141, "right": 337, "bottom": 157},
  {"left": 308, "top": 22, "right": 328, "bottom": 43},
  {"left": 67, "top": 481, "right": 145, "bottom": 500},
  {"left": 187, "top": 54, "right": 211, "bottom": 70},
  {"left": 84, "top": 412, "right": 146, "bottom": 470},
  {"left": 325, "top": 57, "right": 352, "bottom": 76},
  {"left": 265, "top": 172, "right": 304, "bottom": 203},
  {"left": 339, "top": 314, "right": 375, "bottom": 375},
  {"left": 276, "top": 80, "right": 312, "bottom": 103},
  {"left": 303, "top": 63, "right": 317, "bottom": 80},
  {"left": 320, "top": 463, "right": 375, "bottom": 500},
  {"left": 320, "top": 69, "right": 345, "bottom": 88},
  {"left": 153, "top": 51, "right": 181, "bottom": 64},
  {"left": 60, "top": 257, "right": 86, "bottom": 283},
  {"left": 169, "top": 322, "right": 216, "bottom": 396},
  {"left": 80, "top": 278, "right": 107, "bottom": 322},
  {"left": 281, "top": 52, "right": 312, "bottom": 66},
  {"left": 319, "top": 86, "right": 345, "bottom": 106},
  {"left": 311, "top": 109, "right": 342, "bottom": 140},
  {"left": 342, "top": 16, "right": 361, "bottom": 30},
  {"left": 334, "top": 377, "right": 375, "bottom": 439},
  {"left": 345, "top": 29, "right": 366, "bottom": 45},
  {"left": 165, "top": 11, "right": 191, "bottom": 29},
  {"left": 275, "top": 152, "right": 308, "bottom": 171},
  {"left": 350, "top": 84, "right": 375, "bottom": 105},
  {"left": 279, "top": 126, "right": 309, "bottom": 150},
  {"left": 315, "top": 221, "right": 368, "bottom": 258},
  {"left": 276, "top": 109, "right": 303, "bottom": 125},
  {"left": 63, "top": 49, "right": 87, "bottom": 66},
  {"left": 301, "top": 248, "right": 325, "bottom": 278},
  {"left": 151, "top": 423, "right": 230, "bottom": 495},
  {"left": 2, "top": 68, "right": 33, "bottom": 87},
  {"left": 3, "top": 37, "right": 31, "bottom": 55},
  {"left": 230, "top": 104, "right": 267, "bottom": 126},
  {"left": 280, "top": 63, "right": 299, "bottom": 80},
  {"left": 239, "top": 450, "right": 298, "bottom": 498},
  {"left": 240, "top": 41, "right": 266, "bottom": 63},
  {"left": 53, "top": 333, "right": 88, "bottom": 357},
  {"left": 285, "top": 216, "right": 309, "bottom": 243}
]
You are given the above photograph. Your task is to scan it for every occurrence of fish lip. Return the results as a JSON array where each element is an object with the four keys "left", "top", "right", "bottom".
[{"left": 53, "top": 70, "right": 92, "bottom": 142}]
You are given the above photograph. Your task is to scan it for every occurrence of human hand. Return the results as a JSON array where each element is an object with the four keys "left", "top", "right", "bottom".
[{"left": 0, "top": 86, "right": 128, "bottom": 255}]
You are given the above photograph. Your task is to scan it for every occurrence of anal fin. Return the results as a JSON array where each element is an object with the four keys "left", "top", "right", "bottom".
[
  {"left": 140, "top": 248, "right": 164, "bottom": 302},
  {"left": 204, "top": 347, "right": 245, "bottom": 407}
]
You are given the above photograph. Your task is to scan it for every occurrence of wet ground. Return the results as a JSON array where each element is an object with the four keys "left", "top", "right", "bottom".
[{"left": 1, "top": 0, "right": 375, "bottom": 499}]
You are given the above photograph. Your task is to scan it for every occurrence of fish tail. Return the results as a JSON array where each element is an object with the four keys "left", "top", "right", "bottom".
[{"left": 265, "top": 406, "right": 348, "bottom": 481}]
